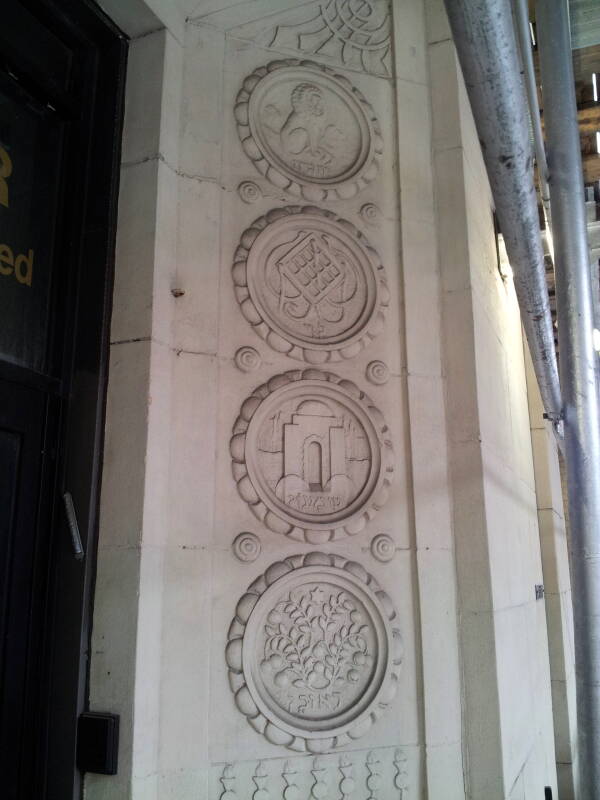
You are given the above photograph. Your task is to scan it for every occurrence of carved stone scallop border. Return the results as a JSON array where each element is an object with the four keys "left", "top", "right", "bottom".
[
  {"left": 225, "top": 552, "right": 403, "bottom": 753},
  {"left": 234, "top": 59, "right": 383, "bottom": 202},
  {"left": 232, "top": 206, "right": 389, "bottom": 363},
  {"left": 230, "top": 369, "right": 395, "bottom": 544}
]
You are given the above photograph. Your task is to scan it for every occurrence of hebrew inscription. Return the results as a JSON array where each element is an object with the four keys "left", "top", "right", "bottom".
[
  {"left": 226, "top": 552, "right": 403, "bottom": 752},
  {"left": 230, "top": 370, "right": 394, "bottom": 543},
  {"left": 236, "top": 61, "right": 382, "bottom": 201},
  {"left": 233, "top": 207, "right": 389, "bottom": 363}
]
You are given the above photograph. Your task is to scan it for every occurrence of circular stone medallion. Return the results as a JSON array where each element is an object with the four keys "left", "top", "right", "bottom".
[
  {"left": 235, "top": 60, "right": 382, "bottom": 201},
  {"left": 226, "top": 553, "right": 403, "bottom": 752},
  {"left": 233, "top": 207, "right": 389, "bottom": 363},
  {"left": 230, "top": 370, "right": 394, "bottom": 542}
]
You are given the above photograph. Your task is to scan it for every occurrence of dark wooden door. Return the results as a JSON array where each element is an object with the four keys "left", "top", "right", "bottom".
[
  {"left": 0, "top": 380, "right": 59, "bottom": 799},
  {"left": 0, "top": 2, "right": 126, "bottom": 797}
]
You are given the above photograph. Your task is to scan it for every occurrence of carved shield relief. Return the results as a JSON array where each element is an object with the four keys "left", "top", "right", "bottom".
[{"left": 232, "top": 206, "right": 389, "bottom": 363}]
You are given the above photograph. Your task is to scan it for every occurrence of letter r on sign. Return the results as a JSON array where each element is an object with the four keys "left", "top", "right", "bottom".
[{"left": 0, "top": 146, "right": 13, "bottom": 208}]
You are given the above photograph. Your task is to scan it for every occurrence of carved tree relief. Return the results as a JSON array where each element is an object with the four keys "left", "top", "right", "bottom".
[{"left": 226, "top": 552, "right": 403, "bottom": 752}]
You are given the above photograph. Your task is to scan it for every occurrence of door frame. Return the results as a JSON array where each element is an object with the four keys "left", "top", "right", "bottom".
[{"left": 0, "top": 1, "right": 127, "bottom": 796}]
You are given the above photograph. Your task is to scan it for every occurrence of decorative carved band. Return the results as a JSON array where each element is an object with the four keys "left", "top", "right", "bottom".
[{"left": 262, "top": 1, "right": 393, "bottom": 79}]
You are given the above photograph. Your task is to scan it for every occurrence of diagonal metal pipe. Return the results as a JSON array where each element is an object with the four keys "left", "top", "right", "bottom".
[
  {"left": 537, "top": 2, "right": 600, "bottom": 795},
  {"left": 512, "top": 0, "right": 552, "bottom": 229},
  {"left": 442, "top": 0, "right": 562, "bottom": 425}
]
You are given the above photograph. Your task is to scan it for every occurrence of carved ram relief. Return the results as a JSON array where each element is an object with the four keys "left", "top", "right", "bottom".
[
  {"left": 232, "top": 206, "right": 389, "bottom": 363},
  {"left": 235, "top": 60, "right": 382, "bottom": 201},
  {"left": 230, "top": 370, "right": 394, "bottom": 543},
  {"left": 225, "top": 552, "right": 403, "bottom": 752}
]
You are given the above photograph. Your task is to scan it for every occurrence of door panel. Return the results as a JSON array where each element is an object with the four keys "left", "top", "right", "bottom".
[{"left": 0, "top": 381, "right": 49, "bottom": 800}]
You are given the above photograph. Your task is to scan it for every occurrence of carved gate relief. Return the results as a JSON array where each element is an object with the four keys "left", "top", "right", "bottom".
[
  {"left": 204, "top": 7, "right": 417, "bottom": 795},
  {"left": 230, "top": 370, "right": 394, "bottom": 542}
]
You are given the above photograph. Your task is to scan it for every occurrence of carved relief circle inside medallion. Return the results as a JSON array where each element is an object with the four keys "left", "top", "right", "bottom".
[
  {"left": 226, "top": 553, "right": 402, "bottom": 751},
  {"left": 236, "top": 61, "right": 382, "bottom": 201},
  {"left": 230, "top": 370, "right": 394, "bottom": 542},
  {"left": 233, "top": 207, "right": 389, "bottom": 362}
]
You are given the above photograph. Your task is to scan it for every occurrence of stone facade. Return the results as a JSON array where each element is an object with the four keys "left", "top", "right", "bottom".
[{"left": 88, "top": 0, "right": 575, "bottom": 798}]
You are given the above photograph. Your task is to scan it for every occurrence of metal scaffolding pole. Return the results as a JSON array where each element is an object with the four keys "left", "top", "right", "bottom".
[
  {"left": 512, "top": 0, "right": 552, "bottom": 229},
  {"left": 442, "top": 0, "right": 562, "bottom": 425},
  {"left": 537, "top": 1, "right": 600, "bottom": 796}
]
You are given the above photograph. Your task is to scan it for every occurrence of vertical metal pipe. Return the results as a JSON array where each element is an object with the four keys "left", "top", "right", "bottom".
[
  {"left": 537, "top": 2, "right": 600, "bottom": 796},
  {"left": 442, "top": 0, "right": 562, "bottom": 423},
  {"left": 512, "top": 0, "right": 552, "bottom": 228}
]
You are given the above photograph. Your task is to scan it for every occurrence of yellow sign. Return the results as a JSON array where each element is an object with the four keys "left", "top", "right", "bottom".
[
  {"left": 0, "top": 245, "right": 34, "bottom": 286},
  {"left": 0, "top": 145, "right": 34, "bottom": 287},
  {"left": 0, "top": 145, "right": 12, "bottom": 208}
]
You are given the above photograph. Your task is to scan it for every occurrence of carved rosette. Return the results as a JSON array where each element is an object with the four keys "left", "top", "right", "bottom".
[
  {"left": 230, "top": 370, "right": 394, "bottom": 543},
  {"left": 232, "top": 207, "right": 389, "bottom": 363},
  {"left": 235, "top": 60, "right": 383, "bottom": 202},
  {"left": 226, "top": 552, "right": 403, "bottom": 752}
]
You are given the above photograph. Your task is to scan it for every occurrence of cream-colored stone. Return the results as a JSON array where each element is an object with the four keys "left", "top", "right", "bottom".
[
  {"left": 396, "top": 78, "right": 436, "bottom": 226},
  {"left": 416, "top": 549, "right": 461, "bottom": 743},
  {"left": 169, "top": 351, "right": 218, "bottom": 542},
  {"left": 424, "top": 742, "right": 465, "bottom": 800},
  {"left": 87, "top": 545, "right": 141, "bottom": 800},
  {"left": 159, "top": 546, "right": 212, "bottom": 770},
  {"left": 111, "top": 158, "right": 176, "bottom": 345},
  {"left": 180, "top": 24, "right": 226, "bottom": 180},
  {"left": 429, "top": 40, "right": 462, "bottom": 152},
  {"left": 392, "top": 0, "right": 428, "bottom": 85},
  {"left": 111, "top": 160, "right": 159, "bottom": 343},
  {"left": 98, "top": 340, "right": 151, "bottom": 548},
  {"left": 407, "top": 375, "right": 453, "bottom": 549},
  {"left": 173, "top": 178, "right": 221, "bottom": 354},
  {"left": 434, "top": 150, "right": 471, "bottom": 295},
  {"left": 402, "top": 219, "right": 442, "bottom": 377},
  {"left": 425, "top": 0, "right": 451, "bottom": 44},
  {"left": 443, "top": 289, "right": 480, "bottom": 443},
  {"left": 121, "top": 29, "right": 182, "bottom": 167}
]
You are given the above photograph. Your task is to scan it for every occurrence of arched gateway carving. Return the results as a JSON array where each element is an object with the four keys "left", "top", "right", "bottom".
[{"left": 230, "top": 370, "right": 394, "bottom": 543}]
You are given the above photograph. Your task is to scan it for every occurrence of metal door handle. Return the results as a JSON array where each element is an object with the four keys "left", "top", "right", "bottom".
[{"left": 62, "top": 491, "right": 84, "bottom": 560}]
